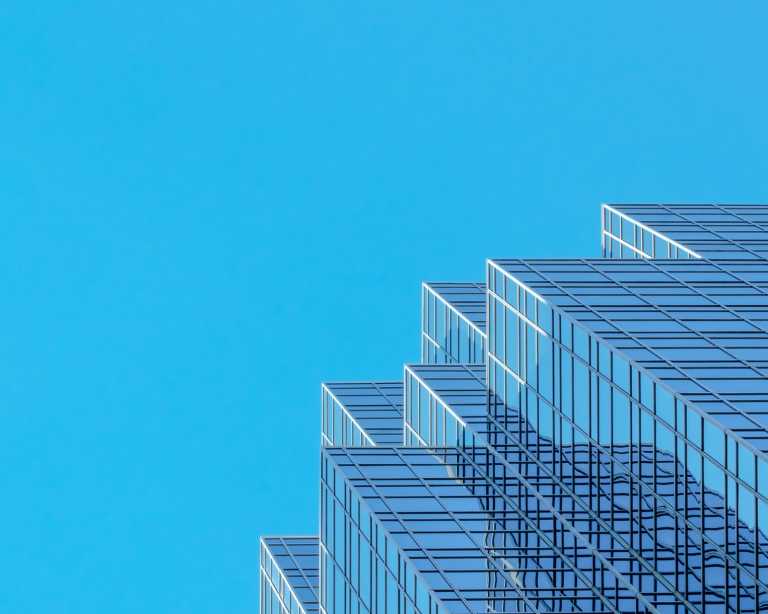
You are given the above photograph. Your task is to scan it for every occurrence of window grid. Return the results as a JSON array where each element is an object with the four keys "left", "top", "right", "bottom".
[
  {"left": 261, "top": 537, "right": 321, "bottom": 614},
  {"left": 602, "top": 204, "right": 768, "bottom": 261},
  {"left": 323, "top": 446, "right": 635, "bottom": 613},
  {"left": 322, "top": 382, "right": 404, "bottom": 447},
  {"left": 487, "top": 259, "right": 768, "bottom": 610},
  {"left": 262, "top": 204, "right": 768, "bottom": 614},
  {"left": 422, "top": 283, "right": 487, "bottom": 365},
  {"left": 404, "top": 364, "right": 714, "bottom": 612}
]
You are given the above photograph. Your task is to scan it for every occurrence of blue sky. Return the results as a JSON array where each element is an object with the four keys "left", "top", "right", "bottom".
[{"left": 2, "top": 2, "right": 768, "bottom": 613}]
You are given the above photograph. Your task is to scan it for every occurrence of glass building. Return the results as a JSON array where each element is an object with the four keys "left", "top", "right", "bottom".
[
  {"left": 260, "top": 536, "right": 320, "bottom": 614},
  {"left": 321, "top": 382, "right": 404, "bottom": 447},
  {"left": 421, "top": 282, "right": 486, "bottom": 364},
  {"left": 263, "top": 204, "right": 768, "bottom": 613}
]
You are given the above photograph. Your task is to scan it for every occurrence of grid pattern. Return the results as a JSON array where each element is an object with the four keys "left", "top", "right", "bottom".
[
  {"left": 602, "top": 204, "right": 768, "bottom": 260},
  {"left": 323, "top": 446, "right": 636, "bottom": 614},
  {"left": 488, "top": 258, "right": 768, "bottom": 611},
  {"left": 261, "top": 537, "right": 321, "bottom": 614},
  {"left": 262, "top": 204, "right": 768, "bottom": 614},
  {"left": 320, "top": 448, "right": 445, "bottom": 614},
  {"left": 422, "top": 282, "right": 486, "bottom": 364},
  {"left": 405, "top": 363, "right": 768, "bottom": 613},
  {"left": 403, "top": 364, "right": 488, "bottom": 448},
  {"left": 322, "top": 382, "right": 404, "bottom": 447},
  {"left": 489, "top": 258, "right": 768, "bottom": 456}
]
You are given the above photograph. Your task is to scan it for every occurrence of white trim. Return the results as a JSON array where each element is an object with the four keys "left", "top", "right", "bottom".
[
  {"left": 422, "top": 282, "right": 486, "bottom": 338},
  {"left": 421, "top": 330, "right": 442, "bottom": 351},
  {"left": 602, "top": 230, "right": 651, "bottom": 259},
  {"left": 601, "top": 204, "right": 702, "bottom": 259},
  {"left": 260, "top": 537, "right": 309, "bottom": 614},
  {"left": 261, "top": 568, "right": 293, "bottom": 614},
  {"left": 404, "top": 422, "right": 430, "bottom": 447},
  {"left": 487, "top": 288, "right": 547, "bottom": 337},
  {"left": 488, "top": 352, "right": 526, "bottom": 386},
  {"left": 318, "top": 541, "right": 329, "bottom": 614},
  {"left": 320, "top": 385, "right": 326, "bottom": 452},
  {"left": 600, "top": 204, "right": 606, "bottom": 253},
  {"left": 321, "top": 384, "right": 377, "bottom": 447},
  {"left": 404, "top": 365, "right": 468, "bottom": 428},
  {"left": 486, "top": 260, "right": 546, "bottom": 304}
]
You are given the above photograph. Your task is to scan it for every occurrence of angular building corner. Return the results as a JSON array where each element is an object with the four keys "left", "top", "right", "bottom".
[{"left": 261, "top": 204, "right": 768, "bottom": 613}]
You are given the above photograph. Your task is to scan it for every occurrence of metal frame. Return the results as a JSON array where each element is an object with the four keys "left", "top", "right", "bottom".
[
  {"left": 421, "top": 282, "right": 487, "bottom": 364},
  {"left": 262, "top": 204, "right": 768, "bottom": 614},
  {"left": 261, "top": 536, "right": 321, "bottom": 614}
]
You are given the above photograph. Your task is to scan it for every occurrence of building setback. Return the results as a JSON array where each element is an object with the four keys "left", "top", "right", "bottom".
[{"left": 261, "top": 204, "right": 768, "bottom": 613}]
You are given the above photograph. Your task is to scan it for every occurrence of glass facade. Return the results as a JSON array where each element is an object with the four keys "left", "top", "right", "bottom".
[
  {"left": 421, "top": 282, "right": 486, "bottom": 364},
  {"left": 406, "top": 363, "right": 768, "bottom": 612},
  {"left": 487, "top": 257, "right": 768, "bottom": 610},
  {"left": 602, "top": 204, "right": 768, "bottom": 260},
  {"left": 262, "top": 204, "right": 768, "bottom": 613},
  {"left": 261, "top": 537, "right": 321, "bottom": 614},
  {"left": 322, "top": 382, "right": 404, "bottom": 447}
]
